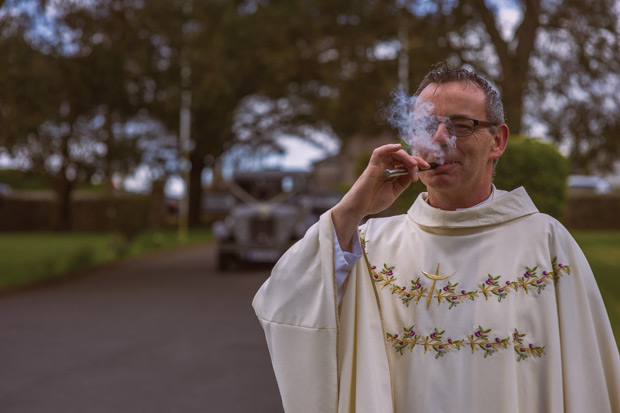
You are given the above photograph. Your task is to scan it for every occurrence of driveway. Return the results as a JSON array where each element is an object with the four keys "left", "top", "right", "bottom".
[{"left": 0, "top": 244, "right": 282, "bottom": 412}]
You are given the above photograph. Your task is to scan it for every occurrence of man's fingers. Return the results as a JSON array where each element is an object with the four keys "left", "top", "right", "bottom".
[
  {"left": 371, "top": 144, "right": 404, "bottom": 162},
  {"left": 412, "top": 156, "right": 431, "bottom": 170}
]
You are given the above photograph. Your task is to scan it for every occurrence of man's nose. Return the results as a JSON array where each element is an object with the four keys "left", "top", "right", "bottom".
[{"left": 431, "top": 123, "right": 451, "bottom": 145}]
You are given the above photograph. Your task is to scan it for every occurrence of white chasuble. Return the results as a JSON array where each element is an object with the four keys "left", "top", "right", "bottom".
[{"left": 253, "top": 187, "right": 620, "bottom": 413}]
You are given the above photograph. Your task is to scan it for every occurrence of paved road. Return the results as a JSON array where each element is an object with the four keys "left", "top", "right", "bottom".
[{"left": 0, "top": 244, "right": 283, "bottom": 413}]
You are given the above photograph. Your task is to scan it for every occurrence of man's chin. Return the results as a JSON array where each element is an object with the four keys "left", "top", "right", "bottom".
[{"left": 420, "top": 174, "right": 458, "bottom": 190}]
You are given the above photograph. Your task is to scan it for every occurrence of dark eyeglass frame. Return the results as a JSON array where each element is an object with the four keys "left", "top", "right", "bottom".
[{"left": 412, "top": 116, "right": 499, "bottom": 137}]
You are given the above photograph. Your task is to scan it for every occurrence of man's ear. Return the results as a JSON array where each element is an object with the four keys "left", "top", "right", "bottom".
[{"left": 490, "top": 124, "right": 509, "bottom": 160}]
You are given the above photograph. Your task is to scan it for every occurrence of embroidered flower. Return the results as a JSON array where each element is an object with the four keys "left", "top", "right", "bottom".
[
  {"left": 369, "top": 257, "right": 570, "bottom": 309},
  {"left": 386, "top": 325, "right": 544, "bottom": 361}
]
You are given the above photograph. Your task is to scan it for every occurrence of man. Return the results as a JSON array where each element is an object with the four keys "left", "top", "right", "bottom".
[{"left": 253, "top": 65, "right": 620, "bottom": 412}]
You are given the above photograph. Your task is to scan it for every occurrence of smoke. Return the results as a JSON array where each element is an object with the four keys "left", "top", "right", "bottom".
[{"left": 385, "top": 87, "right": 456, "bottom": 164}]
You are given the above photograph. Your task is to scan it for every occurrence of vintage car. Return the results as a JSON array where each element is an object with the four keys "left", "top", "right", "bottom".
[{"left": 213, "top": 170, "right": 330, "bottom": 271}]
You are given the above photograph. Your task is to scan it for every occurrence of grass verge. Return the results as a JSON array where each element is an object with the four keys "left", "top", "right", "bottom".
[
  {"left": 0, "top": 229, "right": 212, "bottom": 292},
  {"left": 572, "top": 230, "right": 620, "bottom": 347}
]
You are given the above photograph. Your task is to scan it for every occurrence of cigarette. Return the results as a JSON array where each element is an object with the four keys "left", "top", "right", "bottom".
[{"left": 384, "top": 163, "right": 440, "bottom": 178}]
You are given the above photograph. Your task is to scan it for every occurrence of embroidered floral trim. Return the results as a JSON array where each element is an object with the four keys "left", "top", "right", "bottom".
[
  {"left": 369, "top": 257, "right": 570, "bottom": 309},
  {"left": 386, "top": 325, "right": 545, "bottom": 361},
  {"left": 359, "top": 230, "right": 368, "bottom": 251}
]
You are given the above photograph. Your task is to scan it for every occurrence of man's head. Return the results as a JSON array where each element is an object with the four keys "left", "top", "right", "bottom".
[
  {"left": 413, "top": 64, "right": 505, "bottom": 132},
  {"left": 412, "top": 64, "right": 509, "bottom": 210}
]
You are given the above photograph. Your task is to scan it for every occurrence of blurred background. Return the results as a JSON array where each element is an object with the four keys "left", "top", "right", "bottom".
[{"left": 0, "top": 0, "right": 619, "bottom": 411}]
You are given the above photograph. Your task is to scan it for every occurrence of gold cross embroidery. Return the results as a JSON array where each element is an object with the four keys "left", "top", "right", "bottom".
[{"left": 421, "top": 263, "right": 456, "bottom": 309}]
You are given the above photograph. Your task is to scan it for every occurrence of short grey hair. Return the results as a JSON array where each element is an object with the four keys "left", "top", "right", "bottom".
[{"left": 413, "top": 63, "right": 505, "bottom": 130}]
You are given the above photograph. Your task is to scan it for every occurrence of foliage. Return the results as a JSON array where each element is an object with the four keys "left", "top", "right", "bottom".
[
  {"left": 0, "top": 169, "right": 49, "bottom": 190},
  {"left": 1, "top": 0, "right": 619, "bottom": 230},
  {"left": 526, "top": 0, "right": 620, "bottom": 174},
  {"left": 0, "top": 2, "right": 176, "bottom": 229},
  {"left": 494, "top": 136, "right": 569, "bottom": 219},
  {"left": 442, "top": 0, "right": 541, "bottom": 134},
  {"left": 436, "top": 0, "right": 620, "bottom": 173},
  {"left": 107, "top": 196, "right": 152, "bottom": 252}
]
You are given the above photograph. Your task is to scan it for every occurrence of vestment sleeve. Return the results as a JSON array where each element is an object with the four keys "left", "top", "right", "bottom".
[
  {"left": 252, "top": 210, "right": 339, "bottom": 412},
  {"left": 551, "top": 222, "right": 620, "bottom": 411}
]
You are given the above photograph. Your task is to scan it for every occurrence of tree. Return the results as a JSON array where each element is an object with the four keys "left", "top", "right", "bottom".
[
  {"left": 119, "top": 1, "right": 267, "bottom": 226},
  {"left": 124, "top": 0, "right": 414, "bottom": 225},
  {"left": 426, "top": 0, "right": 620, "bottom": 173},
  {"left": 527, "top": 0, "right": 620, "bottom": 173},
  {"left": 0, "top": 1, "right": 173, "bottom": 229}
]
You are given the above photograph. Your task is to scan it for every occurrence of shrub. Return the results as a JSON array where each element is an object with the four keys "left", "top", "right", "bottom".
[
  {"left": 0, "top": 169, "right": 50, "bottom": 190},
  {"left": 68, "top": 247, "right": 97, "bottom": 270},
  {"left": 494, "top": 136, "right": 569, "bottom": 220}
]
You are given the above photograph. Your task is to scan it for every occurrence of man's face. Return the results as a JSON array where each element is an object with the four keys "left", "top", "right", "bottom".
[{"left": 414, "top": 81, "right": 505, "bottom": 207}]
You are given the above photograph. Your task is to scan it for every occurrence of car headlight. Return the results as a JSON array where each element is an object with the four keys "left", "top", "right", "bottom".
[{"left": 213, "top": 221, "right": 231, "bottom": 240}]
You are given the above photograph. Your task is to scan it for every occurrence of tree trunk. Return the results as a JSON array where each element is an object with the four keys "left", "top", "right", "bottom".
[
  {"left": 188, "top": 155, "right": 205, "bottom": 227},
  {"left": 52, "top": 175, "right": 74, "bottom": 231},
  {"left": 469, "top": 0, "right": 540, "bottom": 136},
  {"left": 499, "top": 74, "right": 525, "bottom": 135}
]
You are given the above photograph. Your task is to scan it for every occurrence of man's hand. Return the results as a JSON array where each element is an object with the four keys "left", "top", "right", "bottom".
[{"left": 331, "top": 144, "right": 429, "bottom": 251}]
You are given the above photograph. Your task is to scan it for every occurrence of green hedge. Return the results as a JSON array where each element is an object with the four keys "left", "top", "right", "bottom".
[
  {"left": 0, "top": 169, "right": 49, "bottom": 190},
  {"left": 494, "top": 136, "right": 568, "bottom": 220}
]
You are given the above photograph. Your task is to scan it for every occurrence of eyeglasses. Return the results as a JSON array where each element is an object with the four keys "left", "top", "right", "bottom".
[{"left": 411, "top": 116, "right": 498, "bottom": 137}]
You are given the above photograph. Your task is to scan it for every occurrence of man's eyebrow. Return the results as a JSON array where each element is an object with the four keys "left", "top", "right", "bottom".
[{"left": 447, "top": 113, "right": 472, "bottom": 119}]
